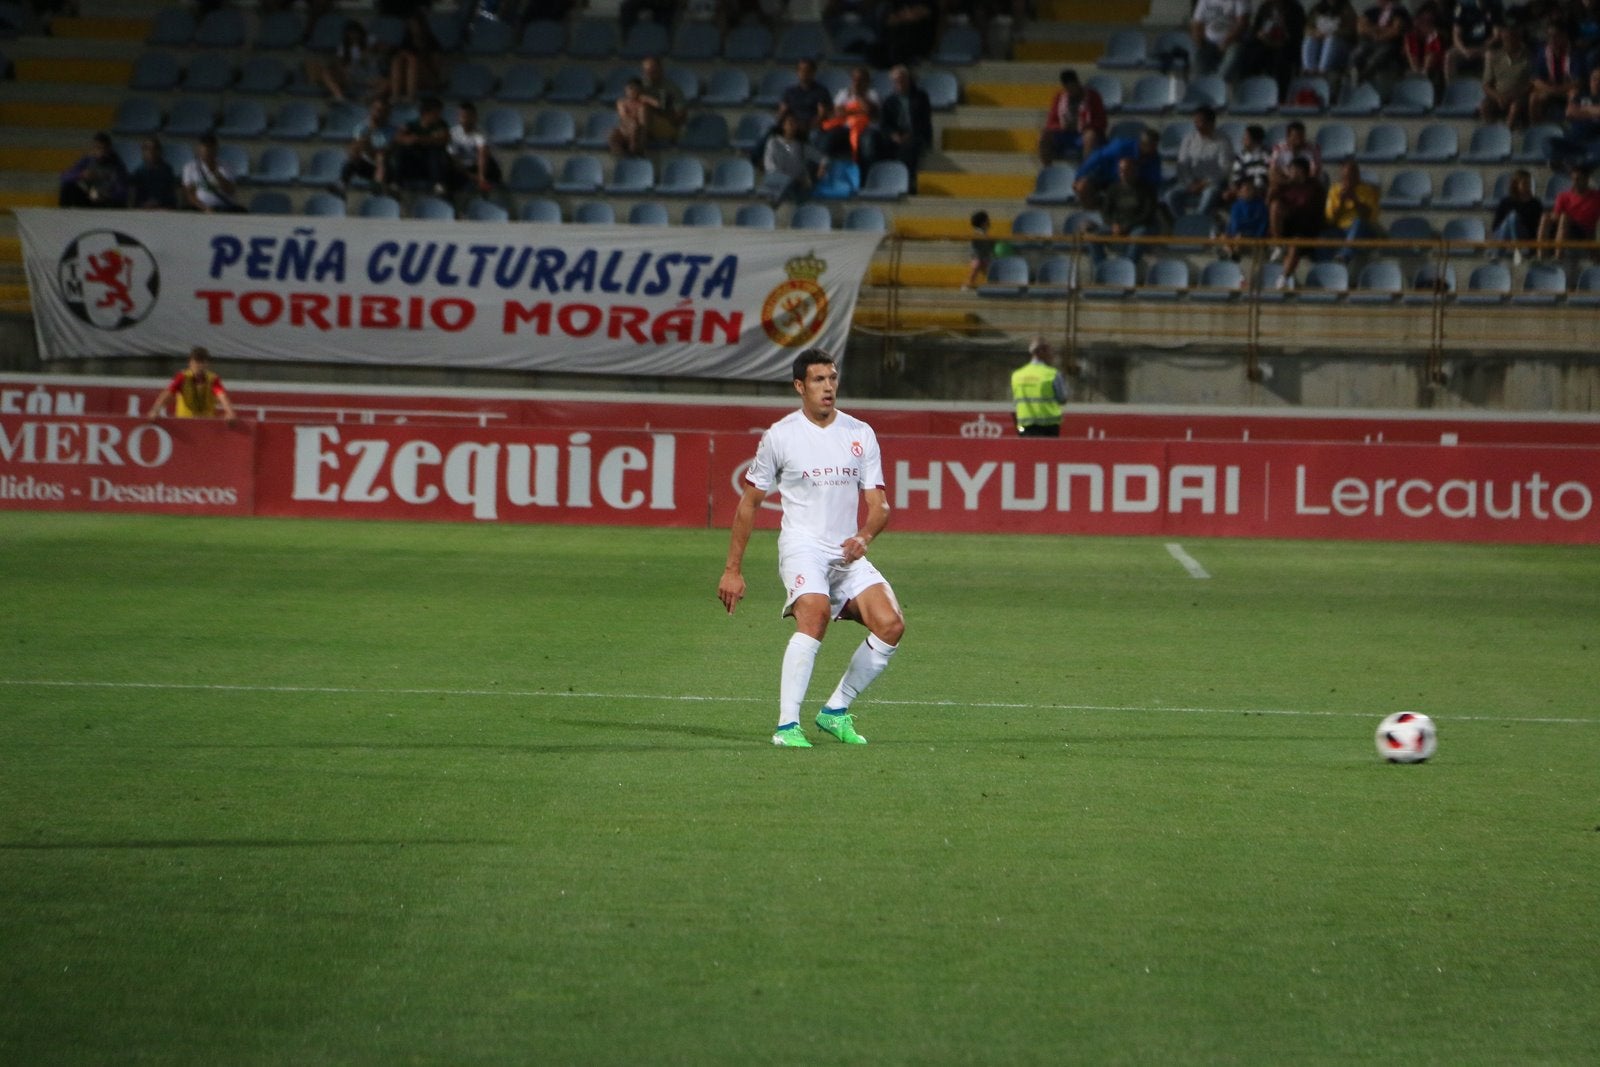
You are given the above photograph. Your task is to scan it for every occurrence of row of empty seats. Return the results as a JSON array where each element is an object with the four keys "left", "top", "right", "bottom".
[
  {"left": 143, "top": 9, "right": 988, "bottom": 67},
  {"left": 978, "top": 255, "right": 1600, "bottom": 304},
  {"left": 1091, "top": 72, "right": 1488, "bottom": 121},
  {"left": 1005, "top": 208, "right": 1559, "bottom": 250}
]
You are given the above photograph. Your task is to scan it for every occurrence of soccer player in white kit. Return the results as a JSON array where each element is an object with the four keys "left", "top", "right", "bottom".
[{"left": 718, "top": 349, "right": 906, "bottom": 747}]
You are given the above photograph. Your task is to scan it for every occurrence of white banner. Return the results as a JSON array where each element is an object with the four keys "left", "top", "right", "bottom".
[{"left": 17, "top": 209, "right": 881, "bottom": 381}]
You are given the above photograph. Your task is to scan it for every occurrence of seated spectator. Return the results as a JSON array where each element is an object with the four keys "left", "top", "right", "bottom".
[
  {"left": 393, "top": 96, "right": 452, "bottom": 192},
  {"left": 1489, "top": 167, "right": 1542, "bottom": 260},
  {"left": 1404, "top": 9, "right": 1447, "bottom": 93},
  {"left": 1536, "top": 163, "right": 1600, "bottom": 254},
  {"left": 1088, "top": 157, "right": 1162, "bottom": 263},
  {"left": 1445, "top": 0, "right": 1502, "bottom": 84},
  {"left": 1227, "top": 123, "right": 1273, "bottom": 200},
  {"left": 750, "top": 58, "right": 834, "bottom": 165},
  {"left": 1303, "top": 0, "right": 1358, "bottom": 85},
  {"left": 862, "top": 64, "right": 933, "bottom": 193},
  {"left": 637, "top": 55, "right": 688, "bottom": 147},
  {"left": 1073, "top": 127, "right": 1162, "bottom": 210},
  {"left": 339, "top": 97, "right": 396, "bottom": 194},
  {"left": 128, "top": 137, "right": 178, "bottom": 209},
  {"left": 762, "top": 111, "right": 825, "bottom": 202},
  {"left": 1267, "top": 120, "right": 1323, "bottom": 188},
  {"left": 1037, "top": 68, "right": 1107, "bottom": 167},
  {"left": 609, "top": 78, "right": 652, "bottom": 157},
  {"left": 447, "top": 100, "right": 501, "bottom": 196},
  {"left": 1269, "top": 157, "right": 1325, "bottom": 286},
  {"left": 1163, "top": 105, "right": 1235, "bottom": 222},
  {"left": 1351, "top": 0, "right": 1412, "bottom": 85},
  {"left": 965, "top": 209, "right": 993, "bottom": 288},
  {"left": 870, "top": 0, "right": 935, "bottom": 69},
  {"left": 1224, "top": 175, "right": 1270, "bottom": 259},
  {"left": 1325, "top": 158, "right": 1381, "bottom": 261},
  {"left": 1480, "top": 26, "right": 1533, "bottom": 128},
  {"left": 388, "top": 13, "right": 443, "bottom": 104},
  {"left": 1239, "top": 0, "right": 1306, "bottom": 94},
  {"left": 1572, "top": 0, "right": 1600, "bottom": 77},
  {"left": 58, "top": 131, "right": 128, "bottom": 208},
  {"left": 822, "top": 66, "right": 880, "bottom": 161},
  {"left": 1528, "top": 22, "right": 1579, "bottom": 123},
  {"left": 620, "top": 0, "right": 676, "bottom": 35},
  {"left": 1549, "top": 66, "right": 1600, "bottom": 171},
  {"left": 182, "top": 133, "right": 246, "bottom": 214},
  {"left": 309, "top": 19, "right": 385, "bottom": 103},
  {"left": 1190, "top": 0, "right": 1251, "bottom": 79}
]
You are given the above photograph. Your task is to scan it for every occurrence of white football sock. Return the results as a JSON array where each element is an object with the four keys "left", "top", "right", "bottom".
[
  {"left": 778, "top": 632, "right": 822, "bottom": 727},
  {"left": 825, "top": 634, "right": 898, "bottom": 711}
]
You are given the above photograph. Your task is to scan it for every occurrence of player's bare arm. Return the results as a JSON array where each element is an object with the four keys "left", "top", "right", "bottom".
[
  {"left": 718, "top": 482, "right": 766, "bottom": 614},
  {"left": 840, "top": 487, "right": 890, "bottom": 563}
]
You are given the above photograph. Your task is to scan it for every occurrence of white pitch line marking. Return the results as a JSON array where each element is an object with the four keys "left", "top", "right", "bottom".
[
  {"left": 0, "top": 679, "right": 1592, "bottom": 725},
  {"left": 1165, "top": 542, "right": 1211, "bottom": 580}
]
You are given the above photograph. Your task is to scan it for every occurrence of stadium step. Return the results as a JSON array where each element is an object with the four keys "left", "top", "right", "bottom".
[
  {"left": 942, "top": 127, "right": 1038, "bottom": 153},
  {"left": 1011, "top": 40, "right": 1105, "bottom": 64},
  {"left": 47, "top": 16, "right": 151, "bottom": 41},
  {"left": 0, "top": 146, "right": 85, "bottom": 173},
  {"left": 12, "top": 57, "right": 133, "bottom": 86},
  {"left": 1034, "top": 0, "right": 1151, "bottom": 22},
  {"left": 0, "top": 102, "right": 117, "bottom": 130},
  {"left": 961, "top": 83, "right": 1056, "bottom": 109},
  {"left": 914, "top": 171, "right": 1035, "bottom": 199}
]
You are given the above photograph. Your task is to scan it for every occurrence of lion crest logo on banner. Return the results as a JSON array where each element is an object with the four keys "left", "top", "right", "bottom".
[
  {"left": 55, "top": 231, "right": 160, "bottom": 331},
  {"left": 761, "top": 251, "right": 830, "bottom": 348}
]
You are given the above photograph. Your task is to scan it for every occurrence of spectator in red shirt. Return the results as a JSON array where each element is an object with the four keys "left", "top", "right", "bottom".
[
  {"left": 1537, "top": 164, "right": 1600, "bottom": 253},
  {"left": 1269, "top": 158, "right": 1325, "bottom": 288},
  {"left": 1404, "top": 9, "right": 1447, "bottom": 93},
  {"left": 1038, "top": 68, "right": 1106, "bottom": 166}
]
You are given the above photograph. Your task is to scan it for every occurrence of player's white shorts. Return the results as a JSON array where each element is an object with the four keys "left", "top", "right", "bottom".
[{"left": 779, "top": 543, "right": 895, "bottom": 620}]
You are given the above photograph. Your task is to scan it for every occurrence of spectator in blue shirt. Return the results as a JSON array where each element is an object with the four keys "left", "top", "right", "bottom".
[
  {"left": 1224, "top": 176, "right": 1270, "bottom": 260},
  {"left": 1072, "top": 127, "right": 1161, "bottom": 209}
]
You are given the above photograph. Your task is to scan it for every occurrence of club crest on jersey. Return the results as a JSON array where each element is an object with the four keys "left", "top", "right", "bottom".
[
  {"left": 760, "top": 251, "right": 830, "bottom": 348},
  {"left": 851, "top": 440, "right": 863, "bottom": 457}
]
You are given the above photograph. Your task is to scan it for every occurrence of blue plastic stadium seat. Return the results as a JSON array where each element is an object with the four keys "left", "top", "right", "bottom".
[
  {"left": 1441, "top": 216, "right": 1487, "bottom": 255},
  {"left": 267, "top": 101, "right": 320, "bottom": 141},
  {"left": 1436, "top": 79, "right": 1484, "bottom": 117},
  {"left": 1356, "top": 123, "right": 1407, "bottom": 164},
  {"left": 112, "top": 97, "right": 162, "bottom": 137},
  {"left": 525, "top": 109, "right": 575, "bottom": 149},
  {"left": 1192, "top": 259, "right": 1243, "bottom": 300},
  {"left": 723, "top": 24, "right": 772, "bottom": 62},
  {"left": 731, "top": 113, "right": 769, "bottom": 153},
  {"left": 303, "top": 192, "right": 346, "bottom": 217},
  {"left": 774, "top": 22, "right": 827, "bottom": 62},
  {"left": 1515, "top": 123, "right": 1563, "bottom": 164},
  {"left": 163, "top": 97, "right": 216, "bottom": 138},
  {"left": 791, "top": 203, "right": 832, "bottom": 230},
  {"left": 1329, "top": 81, "right": 1381, "bottom": 117},
  {"left": 605, "top": 156, "right": 655, "bottom": 195},
  {"left": 923, "top": 70, "right": 961, "bottom": 111},
  {"left": 679, "top": 112, "right": 729, "bottom": 153},
  {"left": 182, "top": 51, "right": 234, "bottom": 93},
  {"left": 1462, "top": 124, "right": 1511, "bottom": 164},
  {"left": 518, "top": 20, "right": 565, "bottom": 58},
  {"left": 682, "top": 202, "right": 723, "bottom": 227},
  {"left": 1010, "top": 208, "right": 1054, "bottom": 243},
  {"left": 1280, "top": 76, "right": 1329, "bottom": 115},
  {"left": 299, "top": 147, "right": 342, "bottom": 187},
  {"left": 146, "top": 7, "right": 195, "bottom": 46},
  {"left": 1143, "top": 257, "right": 1190, "bottom": 299},
  {"left": 845, "top": 205, "right": 888, "bottom": 232},
  {"left": 735, "top": 203, "right": 777, "bottom": 229},
  {"left": 1435, "top": 170, "right": 1485, "bottom": 210},
  {"left": 508, "top": 154, "right": 554, "bottom": 194},
  {"left": 568, "top": 19, "right": 617, "bottom": 59},
  {"left": 620, "top": 20, "right": 669, "bottom": 60},
  {"left": 1086, "top": 73, "right": 1123, "bottom": 112},
  {"left": 413, "top": 195, "right": 456, "bottom": 220},
  {"left": 319, "top": 101, "right": 363, "bottom": 143},
  {"left": 1384, "top": 76, "right": 1434, "bottom": 116},
  {"left": 194, "top": 8, "right": 246, "bottom": 48},
  {"left": 254, "top": 10, "right": 303, "bottom": 51},
  {"left": 1083, "top": 256, "right": 1137, "bottom": 299},
  {"left": 671, "top": 20, "right": 721, "bottom": 62},
  {"left": 551, "top": 155, "right": 603, "bottom": 195},
  {"left": 1033, "top": 255, "right": 1077, "bottom": 294},
  {"left": 705, "top": 158, "right": 755, "bottom": 197},
  {"left": 1025, "top": 162, "right": 1077, "bottom": 207},
  {"left": 1123, "top": 74, "right": 1176, "bottom": 114},
  {"left": 247, "top": 190, "right": 292, "bottom": 215},
  {"left": 1411, "top": 124, "right": 1459, "bottom": 163},
  {"left": 359, "top": 194, "right": 402, "bottom": 219},
  {"left": 483, "top": 107, "right": 526, "bottom": 148},
  {"left": 1099, "top": 29, "right": 1147, "bottom": 69},
  {"left": 447, "top": 61, "right": 497, "bottom": 100},
  {"left": 466, "top": 18, "right": 515, "bottom": 56},
  {"left": 546, "top": 65, "right": 599, "bottom": 104},
  {"left": 1230, "top": 75, "right": 1279, "bottom": 115},
  {"left": 1315, "top": 122, "right": 1355, "bottom": 161},
  {"left": 932, "top": 23, "right": 982, "bottom": 65},
  {"left": 977, "top": 255, "right": 1029, "bottom": 297},
  {"left": 1386, "top": 215, "right": 1435, "bottom": 248},
  {"left": 1403, "top": 263, "right": 1456, "bottom": 304},
  {"left": 499, "top": 63, "right": 545, "bottom": 102},
  {"left": 237, "top": 56, "right": 289, "bottom": 95},
  {"left": 1513, "top": 263, "right": 1567, "bottom": 304},
  {"left": 521, "top": 198, "right": 562, "bottom": 223},
  {"left": 751, "top": 68, "right": 792, "bottom": 108},
  {"left": 216, "top": 100, "right": 267, "bottom": 139},
  {"left": 628, "top": 201, "right": 671, "bottom": 226},
  {"left": 656, "top": 156, "right": 707, "bottom": 196},
  {"left": 575, "top": 111, "right": 619, "bottom": 150},
  {"left": 250, "top": 145, "right": 301, "bottom": 185},
  {"left": 1299, "top": 261, "right": 1349, "bottom": 302},
  {"left": 1350, "top": 259, "right": 1404, "bottom": 303},
  {"left": 1458, "top": 262, "right": 1511, "bottom": 304},
  {"left": 1568, "top": 265, "right": 1600, "bottom": 306},
  {"left": 1175, "top": 74, "right": 1227, "bottom": 113},
  {"left": 857, "top": 160, "right": 910, "bottom": 200},
  {"left": 701, "top": 68, "right": 752, "bottom": 107},
  {"left": 466, "top": 198, "right": 509, "bottom": 222}
]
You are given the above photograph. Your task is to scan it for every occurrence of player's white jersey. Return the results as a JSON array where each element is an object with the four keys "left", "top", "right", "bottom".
[{"left": 746, "top": 409, "right": 884, "bottom": 552}]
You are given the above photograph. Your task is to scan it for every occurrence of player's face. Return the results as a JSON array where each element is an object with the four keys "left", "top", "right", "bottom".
[{"left": 795, "top": 362, "right": 838, "bottom": 421}]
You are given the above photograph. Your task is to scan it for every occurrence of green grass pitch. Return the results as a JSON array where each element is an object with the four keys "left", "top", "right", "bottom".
[{"left": 2, "top": 512, "right": 1597, "bottom": 1065}]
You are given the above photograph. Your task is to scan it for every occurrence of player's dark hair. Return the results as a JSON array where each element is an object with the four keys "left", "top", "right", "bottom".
[{"left": 792, "top": 349, "right": 835, "bottom": 383}]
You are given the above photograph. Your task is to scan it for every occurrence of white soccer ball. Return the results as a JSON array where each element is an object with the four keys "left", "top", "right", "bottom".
[{"left": 1376, "top": 712, "right": 1437, "bottom": 764}]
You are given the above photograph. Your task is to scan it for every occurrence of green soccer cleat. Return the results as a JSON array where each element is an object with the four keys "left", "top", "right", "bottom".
[
  {"left": 815, "top": 708, "right": 867, "bottom": 744},
  {"left": 771, "top": 724, "right": 813, "bottom": 748}
]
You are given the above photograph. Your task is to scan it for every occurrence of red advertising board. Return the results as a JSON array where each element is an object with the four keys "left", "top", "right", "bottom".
[
  {"left": 252, "top": 422, "right": 711, "bottom": 526},
  {"left": 0, "top": 415, "right": 253, "bottom": 516}
]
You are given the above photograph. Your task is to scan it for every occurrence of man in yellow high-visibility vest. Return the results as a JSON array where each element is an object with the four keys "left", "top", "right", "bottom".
[{"left": 1011, "top": 337, "right": 1068, "bottom": 437}]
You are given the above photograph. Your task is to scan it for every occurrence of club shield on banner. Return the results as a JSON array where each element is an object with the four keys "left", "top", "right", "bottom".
[{"left": 16, "top": 209, "right": 880, "bottom": 380}]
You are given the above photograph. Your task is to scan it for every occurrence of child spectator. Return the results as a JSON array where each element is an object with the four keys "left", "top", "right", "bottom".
[
  {"left": 1225, "top": 124, "right": 1272, "bottom": 207},
  {"left": 610, "top": 78, "right": 651, "bottom": 157},
  {"left": 762, "top": 111, "right": 824, "bottom": 203},
  {"left": 965, "top": 210, "right": 994, "bottom": 288},
  {"left": 1224, "top": 176, "right": 1270, "bottom": 260}
]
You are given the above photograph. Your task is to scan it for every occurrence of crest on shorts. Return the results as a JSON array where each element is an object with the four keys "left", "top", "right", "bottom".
[{"left": 760, "top": 251, "right": 830, "bottom": 348}]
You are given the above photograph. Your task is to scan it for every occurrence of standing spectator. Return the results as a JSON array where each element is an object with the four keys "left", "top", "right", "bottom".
[
  {"left": 393, "top": 95, "right": 451, "bottom": 193},
  {"left": 308, "top": 19, "right": 385, "bottom": 103},
  {"left": 145, "top": 347, "right": 237, "bottom": 422},
  {"left": 822, "top": 66, "right": 880, "bottom": 161},
  {"left": 1163, "top": 105, "right": 1235, "bottom": 221},
  {"left": 1238, "top": 0, "right": 1306, "bottom": 95},
  {"left": 1191, "top": 0, "right": 1252, "bottom": 78},
  {"left": 609, "top": 78, "right": 652, "bottom": 157},
  {"left": 1404, "top": 8, "right": 1448, "bottom": 93},
  {"left": 965, "top": 209, "right": 994, "bottom": 288},
  {"left": 447, "top": 99, "right": 500, "bottom": 195},
  {"left": 762, "top": 111, "right": 824, "bottom": 202},
  {"left": 1267, "top": 120, "right": 1323, "bottom": 187},
  {"left": 339, "top": 97, "right": 396, "bottom": 194},
  {"left": 1325, "top": 158, "right": 1381, "bottom": 261},
  {"left": 1303, "top": 0, "right": 1358, "bottom": 88},
  {"left": 1528, "top": 22, "right": 1579, "bottom": 123},
  {"left": 1092, "top": 156, "right": 1162, "bottom": 263},
  {"left": 1548, "top": 66, "right": 1600, "bottom": 170},
  {"left": 1351, "top": 0, "right": 1412, "bottom": 85},
  {"left": 864, "top": 64, "right": 932, "bottom": 193},
  {"left": 388, "top": 12, "right": 442, "bottom": 104},
  {"left": 1269, "top": 157, "right": 1325, "bottom": 286},
  {"left": 1536, "top": 163, "right": 1600, "bottom": 253},
  {"left": 1445, "top": 0, "right": 1502, "bottom": 84},
  {"left": 1038, "top": 69, "right": 1107, "bottom": 166},
  {"left": 1489, "top": 168, "right": 1542, "bottom": 260},
  {"left": 1224, "top": 175, "right": 1271, "bottom": 259},
  {"left": 57, "top": 131, "right": 128, "bottom": 208},
  {"left": 1481, "top": 25, "right": 1534, "bottom": 127},
  {"left": 1010, "top": 337, "right": 1068, "bottom": 438},
  {"left": 182, "top": 133, "right": 245, "bottom": 213},
  {"left": 128, "top": 137, "right": 178, "bottom": 209},
  {"left": 1073, "top": 127, "right": 1162, "bottom": 209}
]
